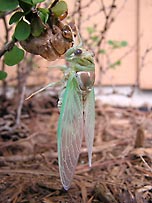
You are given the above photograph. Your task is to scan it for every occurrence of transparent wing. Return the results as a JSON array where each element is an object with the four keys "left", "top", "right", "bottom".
[
  {"left": 84, "top": 88, "right": 95, "bottom": 167},
  {"left": 57, "top": 75, "right": 83, "bottom": 190}
]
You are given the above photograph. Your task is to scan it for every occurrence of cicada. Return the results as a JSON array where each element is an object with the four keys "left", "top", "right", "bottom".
[
  {"left": 57, "top": 44, "right": 95, "bottom": 190},
  {"left": 26, "top": 35, "right": 95, "bottom": 190}
]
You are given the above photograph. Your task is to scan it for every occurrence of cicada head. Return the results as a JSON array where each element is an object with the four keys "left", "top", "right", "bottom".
[{"left": 66, "top": 47, "right": 95, "bottom": 72}]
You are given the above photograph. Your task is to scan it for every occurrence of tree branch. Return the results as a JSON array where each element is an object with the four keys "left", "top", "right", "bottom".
[{"left": 0, "top": 39, "right": 16, "bottom": 58}]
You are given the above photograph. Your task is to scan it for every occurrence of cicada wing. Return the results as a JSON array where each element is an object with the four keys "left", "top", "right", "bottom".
[
  {"left": 84, "top": 88, "right": 95, "bottom": 167},
  {"left": 57, "top": 75, "right": 83, "bottom": 190}
]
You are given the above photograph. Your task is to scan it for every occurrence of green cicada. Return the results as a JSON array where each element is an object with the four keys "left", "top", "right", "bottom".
[{"left": 26, "top": 35, "right": 95, "bottom": 190}]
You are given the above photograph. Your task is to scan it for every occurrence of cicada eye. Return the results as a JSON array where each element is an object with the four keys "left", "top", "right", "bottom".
[{"left": 74, "top": 49, "right": 82, "bottom": 56}]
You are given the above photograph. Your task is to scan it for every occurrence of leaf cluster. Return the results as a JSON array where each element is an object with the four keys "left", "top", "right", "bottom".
[
  {"left": 0, "top": 0, "right": 68, "bottom": 80},
  {"left": 87, "top": 25, "right": 128, "bottom": 69}
]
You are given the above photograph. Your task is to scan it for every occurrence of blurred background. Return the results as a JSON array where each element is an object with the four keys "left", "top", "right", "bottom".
[{"left": 0, "top": 1, "right": 152, "bottom": 202}]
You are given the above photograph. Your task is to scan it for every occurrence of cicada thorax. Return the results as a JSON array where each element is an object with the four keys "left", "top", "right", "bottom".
[
  {"left": 76, "top": 71, "right": 95, "bottom": 93},
  {"left": 20, "top": 23, "right": 75, "bottom": 61}
]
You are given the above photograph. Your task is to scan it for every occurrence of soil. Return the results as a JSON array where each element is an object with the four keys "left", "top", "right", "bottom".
[{"left": 0, "top": 93, "right": 152, "bottom": 203}]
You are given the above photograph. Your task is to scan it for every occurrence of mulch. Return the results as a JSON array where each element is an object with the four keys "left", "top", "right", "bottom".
[{"left": 0, "top": 94, "right": 152, "bottom": 203}]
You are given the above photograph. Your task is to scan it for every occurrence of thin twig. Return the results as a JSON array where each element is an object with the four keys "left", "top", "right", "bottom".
[
  {"left": 16, "top": 85, "right": 26, "bottom": 126},
  {"left": 140, "top": 155, "right": 152, "bottom": 173},
  {"left": 0, "top": 169, "right": 57, "bottom": 177},
  {"left": 0, "top": 39, "right": 16, "bottom": 58}
]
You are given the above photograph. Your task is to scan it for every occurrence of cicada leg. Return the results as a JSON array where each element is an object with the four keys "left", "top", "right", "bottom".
[
  {"left": 25, "top": 80, "right": 64, "bottom": 100},
  {"left": 25, "top": 64, "right": 70, "bottom": 100},
  {"left": 49, "top": 65, "right": 68, "bottom": 72}
]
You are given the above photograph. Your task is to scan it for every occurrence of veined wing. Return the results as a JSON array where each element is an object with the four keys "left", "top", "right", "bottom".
[
  {"left": 57, "top": 74, "right": 83, "bottom": 190},
  {"left": 84, "top": 88, "right": 95, "bottom": 167}
]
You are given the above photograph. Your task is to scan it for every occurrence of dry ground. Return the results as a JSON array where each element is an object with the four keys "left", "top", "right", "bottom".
[{"left": 0, "top": 94, "right": 152, "bottom": 203}]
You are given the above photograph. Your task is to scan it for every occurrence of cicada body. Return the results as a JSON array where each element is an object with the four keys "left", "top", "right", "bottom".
[
  {"left": 57, "top": 46, "right": 95, "bottom": 190},
  {"left": 25, "top": 35, "right": 95, "bottom": 190}
]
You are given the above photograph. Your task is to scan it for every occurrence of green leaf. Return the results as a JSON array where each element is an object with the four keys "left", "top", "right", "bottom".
[
  {"left": 0, "top": 71, "right": 7, "bottom": 80},
  {"left": 14, "top": 20, "right": 31, "bottom": 40},
  {"left": 32, "top": 0, "right": 45, "bottom": 4},
  {"left": 31, "top": 16, "right": 44, "bottom": 37},
  {"left": 91, "top": 35, "right": 99, "bottom": 42},
  {"left": 109, "top": 40, "right": 120, "bottom": 48},
  {"left": 38, "top": 8, "right": 49, "bottom": 24},
  {"left": 115, "top": 60, "right": 121, "bottom": 65},
  {"left": 87, "top": 26, "right": 96, "bottom": 35},
  {"left": 51, "top": 0, "right": 68, "bottom": 17},
  {"left": 110, "top": 60, "right": 121, "bottom": 69},
  {"left": 108, "top": 40, "right": 128, "bottom": 49},
  {"left": 9, "top": 12, "right": 24, "bottom": 25},
  {"left": 38, "top": 8, "right": 49, "bottom": 14},
  {"left": 19, "top": 0, "right": 33, "bottom": 12},
  {"left": 20, "top": 0, "right": 33, "bottom": 5},
  {"left": 4, "top": 45, "right": 24, "bottom": 66},
  {"left": 121, "top": 41, "right": 128, "bottom": 47},
  {"left": 109, "top": 40, "right": 119, "bottom": 47},
  {"left": 99, "top": 49, "right": 106, "bottom": 54},
  {"left": 0, "top": 0, "right": 18, "bottom": 11},
  {"left": 108, "top": 40, "right": 114, "bottom": 45}
]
